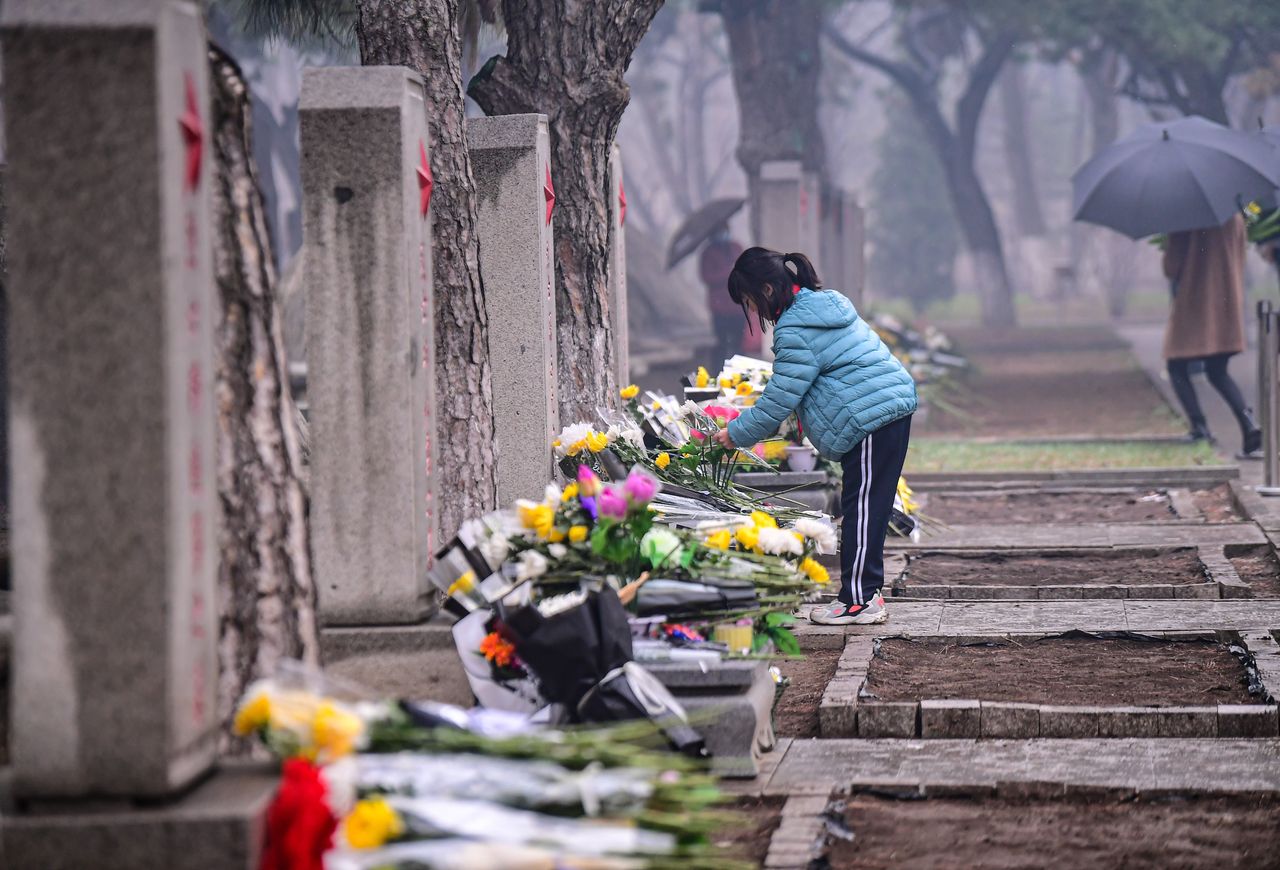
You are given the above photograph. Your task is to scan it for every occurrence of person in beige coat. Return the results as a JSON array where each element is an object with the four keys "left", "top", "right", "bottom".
[{"left": 1162, "top": 214, "right": 1261, "bottom": 455}]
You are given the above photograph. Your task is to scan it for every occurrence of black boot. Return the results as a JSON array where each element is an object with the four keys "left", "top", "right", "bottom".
[
  {"left": 1239, "top": 408, "right": 1262, "bottom": 458},
  {"left": 1184, "top": 417, "right": 1214, "bottom": 444}
]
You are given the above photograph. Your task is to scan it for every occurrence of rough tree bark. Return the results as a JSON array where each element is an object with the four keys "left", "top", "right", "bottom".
[
  {"left": 999, "top": 63, "right": 1046, "bottom": 237},
  {"left": 209, "top": 46, "right": 320, "bottom": 750},
  {"left": 355, "top": 0, "right": 500, "bottom": 535},
  {"left": 825, "top": 25, "right": 1018, "bottom": 327},
  {"left": 711, "top": 0, "right": 825, "bottom": 238},
  {"left": 469, "top": 0, "right": 665, "bottom": 424}
]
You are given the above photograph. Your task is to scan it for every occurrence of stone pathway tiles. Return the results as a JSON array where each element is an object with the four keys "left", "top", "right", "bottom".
[
  {"left": 889, "top": 522, "right": 1265, "bottom": 551},
  {"left": 795, "top": 600, "right": 1280, "bottom": 636},
  {"left": 760, "top": 738, "right": 1280, "bottom": 797}
]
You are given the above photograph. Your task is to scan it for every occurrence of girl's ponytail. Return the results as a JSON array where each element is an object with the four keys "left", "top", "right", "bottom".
[
  {"left": 783, "top": 252, "right": 822, "bottom": 291},
  {"left": 727, "top": 246, "right": 825, "bottom": 334}
]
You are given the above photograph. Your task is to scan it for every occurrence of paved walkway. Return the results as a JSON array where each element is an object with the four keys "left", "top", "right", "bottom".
[
  {"left": 797, "top": 598, "right": 1280, "bottom": 636},
  {"left": 888, "top": 521, "right": 1265, "bottom": 550},
  {"left": 755, "top": 737, "right": 1280, "bottom": 797}
]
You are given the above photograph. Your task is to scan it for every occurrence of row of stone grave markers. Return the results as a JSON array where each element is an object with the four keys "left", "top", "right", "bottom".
[
  {"left": 1, "top": 1, "right": 261, "bottom": 867},
  {"left": 0, "top": 2, "right": 628, "bottom": 863}
]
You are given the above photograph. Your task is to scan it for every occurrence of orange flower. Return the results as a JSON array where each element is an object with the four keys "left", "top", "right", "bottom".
[{"left": 479, "top": 632, "right": 517, "bottom": 668}]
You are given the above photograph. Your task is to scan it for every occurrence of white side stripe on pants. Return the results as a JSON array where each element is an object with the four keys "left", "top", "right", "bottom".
[{"left": 851, "top": 430, "right": 872, "bottom": 605}]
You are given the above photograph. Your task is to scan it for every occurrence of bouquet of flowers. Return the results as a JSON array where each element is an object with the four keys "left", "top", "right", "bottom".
[{"left": 234, "top": 669, "right": 740, "bottom": 870}]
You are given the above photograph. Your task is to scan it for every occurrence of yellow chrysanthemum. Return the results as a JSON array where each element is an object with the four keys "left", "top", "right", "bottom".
[
  {"left": 620, "top": 384, "right": 640, "bottom": 400},
  {"left": 233, "top": 691, "right": 271, "bottom": 736},
  {"left": 652, "top": 400, "right": 662, "bottom": 410},
  {"left": 447, "top": 570, "right": 476, "bottom": 598},
  {"left": 344, "top": 797, "right": 404, "bottom": 850},
  {"left": 897, "top": 476, "right": 918, "bottom": 515},
  {"left": 518, "top": 501, "right": 555, "bottom": 538},
  {"left": 568, "top": 525, "right": 589, "bottom": 543},
  {"left": 719, "top": 376, "right": 734, "bottom": 388},
  {"left": 761, "top": 440, "right": 788, "bottom": 461},
  {"left": 800, "top": 556, "right": 830, "bottom": 585},
  {"left": 312, "top": 701, "right": 363, "bottom": 761},
  {"left": 750, "top": 510, "right": 778, "bottom": 529},
  {"left": 562, "top": 482, "right": 579, "bottom": 501},
  {"left": 655, "top": 452, "right": 671, "bottom": 470},
  {"left": 566, "top": 439, "right": 587, "bottom": 457},
  {"left": 695, "top": 366, "right": 709, "bottom": 388},
  {"left": 548, "top": 527, "right": 566, "bottom": 543},
  {"left": 735, "top": 525, "right": 760, "bottom": 552},
  {"left": 1247, "top": 201, "right": 1263, "bottom": 216},
  {"left": 705, "top": 529, "right": 731, "bottom": 550},
  {"left": 585, "top": 430, "right": 610, "bottom": 452},
  {"left": 735, "top": 381, "right": 754, "bottom": 396}
]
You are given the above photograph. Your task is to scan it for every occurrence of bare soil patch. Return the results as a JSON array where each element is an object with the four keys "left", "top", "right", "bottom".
[
  {"left": 1192, "top": 483, "right": 1242, "bottom": 522},
  {"left": 713, "top": 795, "right": 784, "bottom": 865},
  {"left": 902, "top": 548, "right": 1205, "bottom": 587},
  {"left": 774, "top": 647, "right": 841, "bottom": 738},
  {"left": 864, "top": 635, "right": 1255, "bottom": 706},
  {"left": 923, "top": 489, "right": 1175, "bottom": 524},
  {"left": 1227, "top": 545, "right": 1280, "bottom": 598},
  {"left": 830, "top": 794, "right": 1280, "bottom": 870}
]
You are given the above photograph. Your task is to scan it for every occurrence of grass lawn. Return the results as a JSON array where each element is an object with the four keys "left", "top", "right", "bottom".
[{"left": 905, "top": 437, "right": 1221, "bottom": 473}]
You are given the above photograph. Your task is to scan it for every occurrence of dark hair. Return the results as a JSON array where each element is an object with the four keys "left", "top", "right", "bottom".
[{"left": 727, "top": 247, "right": 822, "bottom": 333}]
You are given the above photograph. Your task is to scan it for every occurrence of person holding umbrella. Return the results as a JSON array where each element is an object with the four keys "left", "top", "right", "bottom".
[
  {"left": 1072, "top": 116, "right": 1280, "bottom": 454},
  {"left": 1161, "top": 215, "right": 1261, "bottom": 454},
  {"left": 700, "top": 225, "right": 745, "bottom": 364}
]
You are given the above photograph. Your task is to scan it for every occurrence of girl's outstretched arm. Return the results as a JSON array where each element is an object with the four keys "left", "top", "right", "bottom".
[{"left": 727, "top": 329, "right": 819, "bottom": 447}]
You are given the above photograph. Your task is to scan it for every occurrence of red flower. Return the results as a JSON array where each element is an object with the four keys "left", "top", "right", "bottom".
[{"left": 261, "top": 758, "right": 337, "bottom": 870}]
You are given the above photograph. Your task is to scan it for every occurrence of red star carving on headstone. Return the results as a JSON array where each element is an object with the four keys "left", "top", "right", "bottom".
[
  {"left": 416, "top": 139, "right": 433, "bottom": 218},
  {"left": 544, "top": 164, "right": 556, "bottom": 226},
  {"left": 179, "top": 71, "right": 203, "bottom": 192},
  {"left": 618, "top": 177, "right": 627, "bottom": 226}
]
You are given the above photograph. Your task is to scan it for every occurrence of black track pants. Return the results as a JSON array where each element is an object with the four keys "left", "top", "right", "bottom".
[{"left": 838, "top": 414, "right": 912, "bottom": 605}]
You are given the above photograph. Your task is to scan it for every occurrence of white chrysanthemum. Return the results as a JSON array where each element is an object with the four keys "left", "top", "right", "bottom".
[
  {"left": 544, "top": 483, "right": 563, "bottom": 506},
  {"left": 547, "top": 543, "right": 568, "bottom": 560},
  {"left": 515, "top": 549, "right": 548, "bottom": 581},
  {"left": 554, "top": 421, "right": 596, "bottom": 456},
  {"left": 757, "top": 526, "right": 803, "bottom": 556},
  {"left": 791, "top": 517, "right": 838, "bottom": 555},
  {"left": 479, "top": 533, "right": 511, "bottom": 568}
]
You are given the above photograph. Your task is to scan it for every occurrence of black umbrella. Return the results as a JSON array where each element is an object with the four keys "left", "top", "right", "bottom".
[
  {"left": 1073, "top": 116, "right": 1280, "bottom": 239},
  {"left": 666, "top": 197, "right": 745, "bottom": 269}
]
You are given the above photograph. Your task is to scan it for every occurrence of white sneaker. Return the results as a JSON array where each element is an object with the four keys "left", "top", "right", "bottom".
[{"left": 810, "top": 593, "right": 888, "bottom": 625}]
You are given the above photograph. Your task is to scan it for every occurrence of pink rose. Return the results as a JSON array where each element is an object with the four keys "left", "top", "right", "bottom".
[
  {"left": 598, "top": 486, "right": 628, "bottom": 519},
  {"left": 577, "top": 465, "right": 601, "bottom": 497},
  {"left": 624, "top": 469, "right": 657, "bottom": 504}
]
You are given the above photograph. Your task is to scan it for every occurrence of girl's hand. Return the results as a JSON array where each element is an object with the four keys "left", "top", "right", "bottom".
[{"left": 713, "top": 428, "right": 736, "bottom": 449}]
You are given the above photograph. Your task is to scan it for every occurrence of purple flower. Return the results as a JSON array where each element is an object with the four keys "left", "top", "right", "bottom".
[
  {"left": 598, "top": 486, "right": 628, "bottom": 519},
  {"left": 579, "top": 495, "right": 598, "bottom": 521}
]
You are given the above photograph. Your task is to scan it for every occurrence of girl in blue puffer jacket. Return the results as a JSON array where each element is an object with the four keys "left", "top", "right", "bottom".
[{"left": 712, "top": 248, "right": 917, "bottom": 625}]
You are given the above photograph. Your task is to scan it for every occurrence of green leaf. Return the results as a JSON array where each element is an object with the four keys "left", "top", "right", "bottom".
[{"left": 767, "top": 625, "right": 802, "bottom": 656}]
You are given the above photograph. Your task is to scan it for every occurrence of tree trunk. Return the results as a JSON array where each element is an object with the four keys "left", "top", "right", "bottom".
[
  {"left": 355, "top": 0, "right": 500, "bottom": 536},
  {"left": 998, "top": 64, "right": 1046, "bottom": 237},
  {"left": 469, "top": 0, "right": 664, "bottom": 424},
  {"left": 944, "top": 150, "right": 1017, "bottom": 327},
  {"left": 715, "top": 0, "right": 824, "bottom": 238},
  {"left": 823, "top": 22, "right": 1016, "bottom": 326},
  {"left": 208, "top": 46, "right": 320, "bottom": 751}
]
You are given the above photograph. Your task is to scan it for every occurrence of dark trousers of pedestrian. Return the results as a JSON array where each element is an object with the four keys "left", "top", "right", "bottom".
[
  {"left": 1166, "top": 353, "right": 1256, "bottom": 442},
  {"left": 838, "top": 414, "right": 912, "bottom": 606},
  {"left": 712, "top": 313, "right": 743, "bottom": 367}
]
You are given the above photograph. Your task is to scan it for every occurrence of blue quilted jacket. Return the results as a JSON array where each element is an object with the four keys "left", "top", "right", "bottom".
[{"left": 726, "top": 289, "right": 917, "bottom": 460}]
